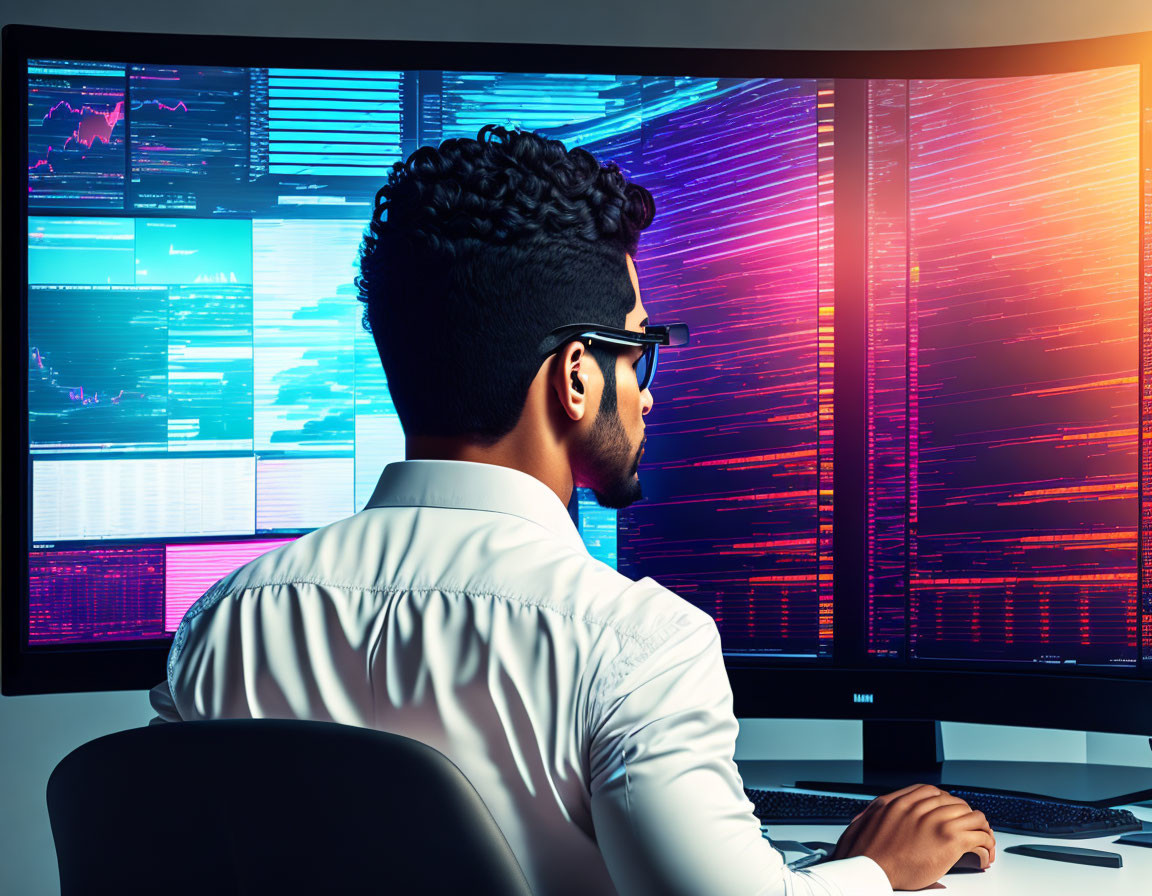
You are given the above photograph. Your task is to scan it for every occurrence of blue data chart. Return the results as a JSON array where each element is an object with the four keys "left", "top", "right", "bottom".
[
  {"left": 28, "top": 217, "right": 135, "bottom": 285},
  {"left": 135, "top": 219, "right": 253, "bottom": 285},
  {"left": 29, "top": 285, "right": 168, "bottom": 452},
  {"left": 129, "top": 64, "right": 249, "bottom": 213},
  {"left": 266, "top": 68, "right": 404, "bottom": 177},
  {"left": 577, "top": 489, "right": 618, "bottom": 569}
]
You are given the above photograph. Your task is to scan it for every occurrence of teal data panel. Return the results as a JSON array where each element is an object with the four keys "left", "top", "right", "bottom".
[{"left": 134, "top": 218, "right": 253, "bottom": 285}]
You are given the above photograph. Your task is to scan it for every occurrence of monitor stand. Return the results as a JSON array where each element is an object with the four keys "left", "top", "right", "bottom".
[{"left": 740, "top": 720, "right": 1152, "bottom": 807}]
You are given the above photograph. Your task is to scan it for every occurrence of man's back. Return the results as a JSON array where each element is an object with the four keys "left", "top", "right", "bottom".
[
  {"left": 169, "top": 461, "right": 688, "bottom": 892},
  {"left": 168, "top": 460, "right": 888, "bottom": 895}
]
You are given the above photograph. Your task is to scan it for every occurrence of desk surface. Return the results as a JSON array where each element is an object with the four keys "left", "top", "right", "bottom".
[{"left": 736, "top": 761, "right": 1152, "bottom": 893}]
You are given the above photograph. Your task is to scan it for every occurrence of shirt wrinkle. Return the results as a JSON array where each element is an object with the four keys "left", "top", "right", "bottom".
[{"left": 184, "top": 579, "right": 661, "bottom": 650}]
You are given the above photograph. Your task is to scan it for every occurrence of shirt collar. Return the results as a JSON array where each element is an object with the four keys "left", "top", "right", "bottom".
[{"left": 364, "top": 460, "right": 587, "bottom": 552}]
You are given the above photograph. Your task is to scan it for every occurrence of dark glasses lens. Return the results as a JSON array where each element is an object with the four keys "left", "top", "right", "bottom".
[{"left": 635, "top": 343, "right": 658, "bottom": 391}]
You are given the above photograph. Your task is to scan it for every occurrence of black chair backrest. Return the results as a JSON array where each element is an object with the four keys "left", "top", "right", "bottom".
[{"left": 47, "top": 719, "right": 533, "bottom": 895}]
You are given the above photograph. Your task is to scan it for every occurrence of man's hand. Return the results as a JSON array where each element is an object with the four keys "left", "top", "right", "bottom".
[{"left": 832, "top": 783, "right": 996, "bottom": 891}]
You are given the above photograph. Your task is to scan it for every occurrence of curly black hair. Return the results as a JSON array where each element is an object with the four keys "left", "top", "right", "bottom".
[{"left": 356, "top": 124, "right": 656, "bottom": 442}]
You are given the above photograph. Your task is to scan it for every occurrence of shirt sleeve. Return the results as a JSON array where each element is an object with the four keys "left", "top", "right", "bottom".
[{"left": 588, "top": 618, "right": 893, "bottom": 896}]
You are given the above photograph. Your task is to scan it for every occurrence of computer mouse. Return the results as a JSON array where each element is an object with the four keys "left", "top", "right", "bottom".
[{"left": 947, "top": 851, "right": 986, "bottom": 874}]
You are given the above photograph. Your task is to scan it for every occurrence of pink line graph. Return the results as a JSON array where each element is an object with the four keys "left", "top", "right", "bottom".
[
  {"left": 29, "top": 99, "right": 124, "bottom": 173},
  {"left": 29, "top": 97, "right": 189, "bottom": 174}
]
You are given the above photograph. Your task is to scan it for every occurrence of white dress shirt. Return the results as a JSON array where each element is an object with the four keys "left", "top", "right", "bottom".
[{"left": 166, "top": 459, "right": 891, "bottom": 896}]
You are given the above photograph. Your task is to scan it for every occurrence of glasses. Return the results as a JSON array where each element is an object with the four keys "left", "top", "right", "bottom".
[{"left": 538, "top": 322, "right": 690, "bottom": 392}]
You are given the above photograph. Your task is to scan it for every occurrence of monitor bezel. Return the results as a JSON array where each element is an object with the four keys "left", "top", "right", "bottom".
[{"left": 4, "top": 25, "right": 1152, "bottom": 739}]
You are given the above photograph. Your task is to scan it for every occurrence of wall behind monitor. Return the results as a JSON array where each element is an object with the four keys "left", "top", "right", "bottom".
[
  {"left": 2, "top": 0, "right": 1152, "bottom": 50},
  {"left": 4, "top": 0, "right": 1152, "bottom": 892}
]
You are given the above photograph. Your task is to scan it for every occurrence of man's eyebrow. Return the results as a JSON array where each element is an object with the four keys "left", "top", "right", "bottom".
[{"left": 640, "top": 317, "right": 649, "bottom": 329}]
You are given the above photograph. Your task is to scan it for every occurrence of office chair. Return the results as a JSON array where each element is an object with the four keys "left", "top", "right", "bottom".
[{"left": 47, "top": 718, "right": 533, "bottom": 895}]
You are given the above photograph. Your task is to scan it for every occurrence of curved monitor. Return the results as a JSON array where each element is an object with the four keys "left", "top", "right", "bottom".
[{"left": 4, "top": 25, "right": 1152, "bottom": 741}]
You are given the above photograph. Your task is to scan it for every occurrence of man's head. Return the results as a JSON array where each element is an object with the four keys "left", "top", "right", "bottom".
[
  {"left": 562, "top": 256, "right": 653, "bottom": 508},
  {"left": 357, "top": 125, "right": 657, "bottom": 508}
]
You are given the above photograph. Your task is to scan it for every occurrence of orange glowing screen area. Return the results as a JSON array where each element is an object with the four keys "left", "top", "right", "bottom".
[{"left": 867, "top": 66, "right": 1145, "bottom": 666}]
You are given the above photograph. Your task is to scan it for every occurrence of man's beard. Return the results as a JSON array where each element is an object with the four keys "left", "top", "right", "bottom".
[{"left": 583, "top": 405, "right": 645, "bottom": 510}]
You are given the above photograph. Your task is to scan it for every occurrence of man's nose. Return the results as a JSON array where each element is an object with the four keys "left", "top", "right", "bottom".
[{"left": 641, "top": 387, "right": 654, "bottom": 416}]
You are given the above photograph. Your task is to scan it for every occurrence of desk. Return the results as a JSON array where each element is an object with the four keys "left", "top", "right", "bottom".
[{"left": 736, "top": 761, "right": 1152, "bottom": 893}]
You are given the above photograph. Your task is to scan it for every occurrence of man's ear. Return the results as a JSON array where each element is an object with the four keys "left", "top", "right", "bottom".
[{"left": 553, "top": 340, "right": 594, "bottom": 422}]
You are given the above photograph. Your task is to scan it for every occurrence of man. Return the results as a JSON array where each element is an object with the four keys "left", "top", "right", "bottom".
[{"left": 162, "top": 125, "right": 995, "bottom": 894}]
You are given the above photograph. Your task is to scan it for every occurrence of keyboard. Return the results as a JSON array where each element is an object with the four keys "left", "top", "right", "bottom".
[{"left": 745, "top": 787, "right": 1144, "bottom": 839}]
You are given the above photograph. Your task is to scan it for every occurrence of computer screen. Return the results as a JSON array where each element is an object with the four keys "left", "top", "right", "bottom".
[
  {"left": 23, "top": 60, "right": 834, "bottom": 648},
  {"left": 6, "top": 27, "right": 1152, "bottom": 727},
  {"left": 584, "top": 66, "right": 1150, "bottom": 672},
  {"left": 863, "top": 71, "right": 1144, "bottom": 670}
]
